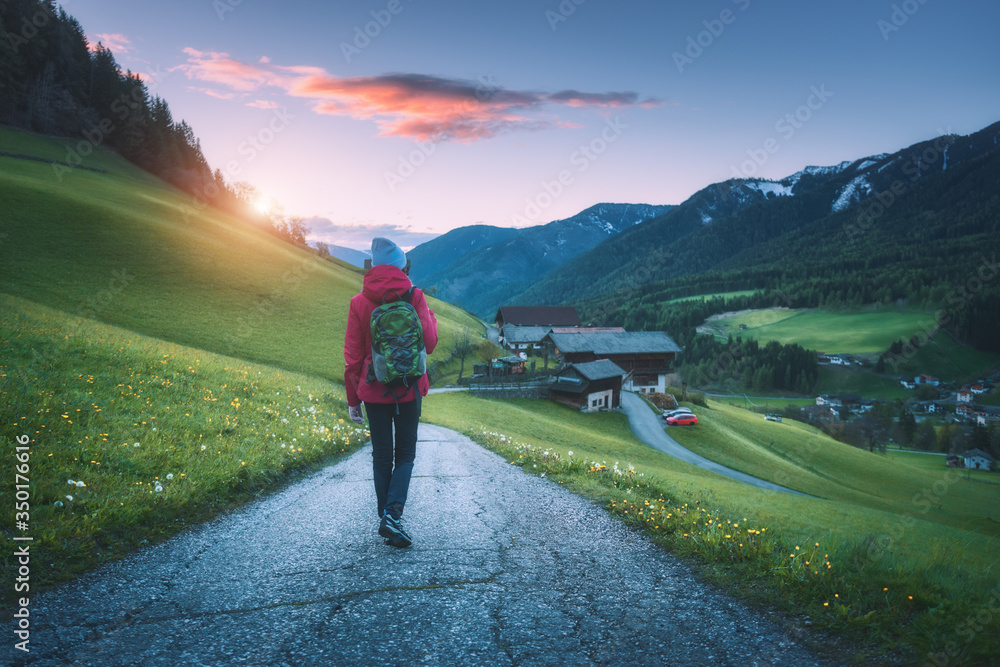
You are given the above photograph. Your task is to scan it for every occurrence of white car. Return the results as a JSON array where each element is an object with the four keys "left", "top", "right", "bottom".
[{"left": 662, "top": 408, "right": 694, "bottom": 420}]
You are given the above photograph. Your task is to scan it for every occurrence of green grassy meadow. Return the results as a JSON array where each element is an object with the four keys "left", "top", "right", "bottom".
[
  {"left": 712, "top": 307, "right": 933, "bottom": 354},
  {"left": 0, "top": 126, "right": 484, "bottom": 385},
  {"left": 706, "top": 305, "right": 999, "bottom": 384},
  {"left": 885, "top": 449, "right": 997, "bottom": 483},
  {"left": 814, "top": 366, "right": 912, "bottom": 399},
  {"left": 713, "top": 308, "right": 933, "bottom": 354},
  {"left": 0, "top": 125, "right": 486, "bottom": 597},
  {"left": 0, "top": 294, "right": 369, "bottom": 596}
]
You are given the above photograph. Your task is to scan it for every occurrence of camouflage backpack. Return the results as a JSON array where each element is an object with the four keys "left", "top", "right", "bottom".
[{"left": 368, "top": 288, "right": 427, "bottom": 394}]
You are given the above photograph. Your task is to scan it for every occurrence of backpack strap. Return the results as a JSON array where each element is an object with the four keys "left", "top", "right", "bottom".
[{"left": 381, "top": 286, "right": 415, "bottom": 306}]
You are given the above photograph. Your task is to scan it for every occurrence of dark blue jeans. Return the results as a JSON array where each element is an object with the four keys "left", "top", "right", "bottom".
[{"left": 365, "top": 396, "right": 421, "bottom": 520}]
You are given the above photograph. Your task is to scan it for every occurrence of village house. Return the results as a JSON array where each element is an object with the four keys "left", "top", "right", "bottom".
[
  {"left": 974, "top": 410, "right": 1000, "bottom": 426},
  {"left": 498, "top": 325, "right": 553, "bottom": 354},
  {"left": 956, "top": 404, "right": 974, "bottom": 419},
  {"left": 900, "top": 379, "right": 916, "bottom": 389},
  {"left": 963, "top": 448, "right": 995, "bottom": 471},
  {"left": 970, "top": 383, "right": 987, "bottom": 394},
  {"left": 542, "top": 330, "right": 681, "bottom": 394},
  {"left": 815, "top": 394, "right": 861, "bottom": 410},
  {"left": 915, "top": 374, "right": 941, "bottom": 387},
  {"left": 550, "top": 360, "right": 626, "bottom": 412},
  {"left": 500, "top": 325, "right": 626, "bottom": 355},
  {"left": 957, "top": 390, "right": 974, "bottom": 403}
]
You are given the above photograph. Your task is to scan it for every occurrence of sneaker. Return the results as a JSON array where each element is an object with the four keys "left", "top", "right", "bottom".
[{"left": 378, "top": 511, "right": 412, "bottom": 548}]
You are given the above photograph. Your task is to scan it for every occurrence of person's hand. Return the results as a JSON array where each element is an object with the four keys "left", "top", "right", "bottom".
[{"left": 349, "top": 404, "right": 365, "bottom": 424}]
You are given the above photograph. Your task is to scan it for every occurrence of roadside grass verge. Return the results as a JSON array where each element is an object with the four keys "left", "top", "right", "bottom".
[
  {"left": 0, "top": 295, "right": 367, "bottom": 604},
  {"left": 423, "top": 391, "right": 1000, "bottom": 665}
]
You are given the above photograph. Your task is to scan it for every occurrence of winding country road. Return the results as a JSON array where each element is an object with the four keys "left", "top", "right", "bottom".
[
  {"left": 10, "top": 424, "right": 835, "bottom": 666},
  {"left": 619, "top": 392, "right": 808, "bottom": 496}
]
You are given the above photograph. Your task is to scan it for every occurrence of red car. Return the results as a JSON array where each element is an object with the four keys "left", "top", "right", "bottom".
[{"left": 666, "top": 413, "right": 698, "bottom": 426}]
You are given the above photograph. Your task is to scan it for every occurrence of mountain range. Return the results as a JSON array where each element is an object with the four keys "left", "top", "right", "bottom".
[
  {"left": 407, "top": 203, "right": 674, "bottom": 316},
  {"left": 409, "top": 121, "right": 1000, "bottom": 330},
  {"left": 519, "top": 120, "right": 1000, "bottom": 309}
]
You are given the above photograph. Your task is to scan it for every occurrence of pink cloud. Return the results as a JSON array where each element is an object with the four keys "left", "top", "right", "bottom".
[
  {"left": 174, "top": 48, "right": 285, "bottom": 92},
  {"left": 188, "top": 87, "right": 237, "bottom": 101},
  {"left": 176, "top": 49, "right": 665, "bottom": 142},
  {"left": 89, "top": 33, "right": 133, "bottom": 55},
  {"left": 247, "top": 100, "right": 280, "bottom": 109}
]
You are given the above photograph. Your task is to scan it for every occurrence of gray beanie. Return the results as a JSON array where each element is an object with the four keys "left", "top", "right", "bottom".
[{"left": 371, "top": 237, "right": 406, "bottom": 269}]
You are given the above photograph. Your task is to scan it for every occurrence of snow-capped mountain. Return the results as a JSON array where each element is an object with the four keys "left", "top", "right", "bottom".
[{"left": 516, "top": 120, "right": 1000, "bottom": 307}]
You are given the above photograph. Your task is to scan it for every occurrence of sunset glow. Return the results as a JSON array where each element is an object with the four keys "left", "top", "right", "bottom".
[{"left": 63, "top": 0, "right": 1000, "bottom": 250}]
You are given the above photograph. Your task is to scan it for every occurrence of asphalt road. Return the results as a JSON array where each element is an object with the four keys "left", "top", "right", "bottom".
[
  {"left": 619, "top": 392, "right": 809, "bottom": 496},
  {"left": 11, "top": 424, "right": 834, "bottom": 666}
]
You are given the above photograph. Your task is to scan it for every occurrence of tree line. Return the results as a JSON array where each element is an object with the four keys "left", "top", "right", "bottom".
[{"left": 1, "top": 0, "right": 307, "bottom": 246}]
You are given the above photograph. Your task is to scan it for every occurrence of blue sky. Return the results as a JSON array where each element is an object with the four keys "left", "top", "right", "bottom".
[{"left": 70, "top": 0, "right": 1000, "bottom": 249}]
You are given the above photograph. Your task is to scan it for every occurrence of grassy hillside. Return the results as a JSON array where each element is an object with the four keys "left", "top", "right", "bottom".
[
  {"left": 707, "top": 307, "right": 937, "bottom": 355},
  {"left": 0, "top": 125, "right": 482, "bottom": 383},
  {"left": 0, "top": 294, "right": 370, "bottom": 598},
  {"left": 0, "top": 125, "right": 488, "bottom": 599},
  {"left": 424, "top": 391, "right": 1000, "bottom": 663}
]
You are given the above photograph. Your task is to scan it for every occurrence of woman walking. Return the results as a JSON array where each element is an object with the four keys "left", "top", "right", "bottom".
[{"left": 344, "top": 237, "right": 438, "bottom": 547}]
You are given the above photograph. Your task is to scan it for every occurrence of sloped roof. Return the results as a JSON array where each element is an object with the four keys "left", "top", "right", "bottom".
[
  {"left": 566, "top": 359, "right": 626, "bottom": 381},
  {"left": 502, "top": 325, "right": 552, "bottom": 344},
  {"left": 964, "top": 448, "right": 995, "bottom": 460},
  {"left": 495, "top": 306, "right": 580, "bottom": 327},
  {"left": 550, "top": 327, "right": 625, "bottom": 334},
  {"left": 545, "top": 331, "right": 681, "bottom": 355}
]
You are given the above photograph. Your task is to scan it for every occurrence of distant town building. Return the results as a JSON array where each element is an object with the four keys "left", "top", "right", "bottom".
[
  {"left": 499, "top": 325, "right": 552, "bottom": 353},
  {"left": 957, "top": 390, "right": 974, "bottom": 403},
  {"left": 815, "top": 394, "right": 861, "bottom": 409},
  {"left": 963, "top": 448, "right": 995, "bottom": 471},
  {"left": 915, "top": 374, "right": 941, "bottom": 386}
]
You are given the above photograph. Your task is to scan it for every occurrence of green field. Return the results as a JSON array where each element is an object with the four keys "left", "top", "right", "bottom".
[
  {"left": 885, "top": 449, "right": 997, "bottom": 483},
  {"left": 889, "top": 331, "right": 1000, "bottom": 383},
  {"left": 709, "top": 307, "right": 936, "bottom": 354},
  {"left": 710, "top": 395, "right": 817, "bottom": 410},
  {"left": 0, "top": 295, "right": 373, "bottom": 595},
  {"left": 814, "top": 366, "right": 912, "bottom": 399}
]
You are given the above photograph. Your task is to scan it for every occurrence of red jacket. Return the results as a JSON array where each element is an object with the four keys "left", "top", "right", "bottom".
[{"left": 344, "top": 265, "right": 438, "bottom": 406}]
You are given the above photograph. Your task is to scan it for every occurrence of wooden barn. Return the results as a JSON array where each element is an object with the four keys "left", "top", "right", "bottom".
[
  {"left": 542, "top": 330, "right": 681, "bottom": 394},
  {"left": 550, "top": 360, "right": 625, "bottom": 412}
]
